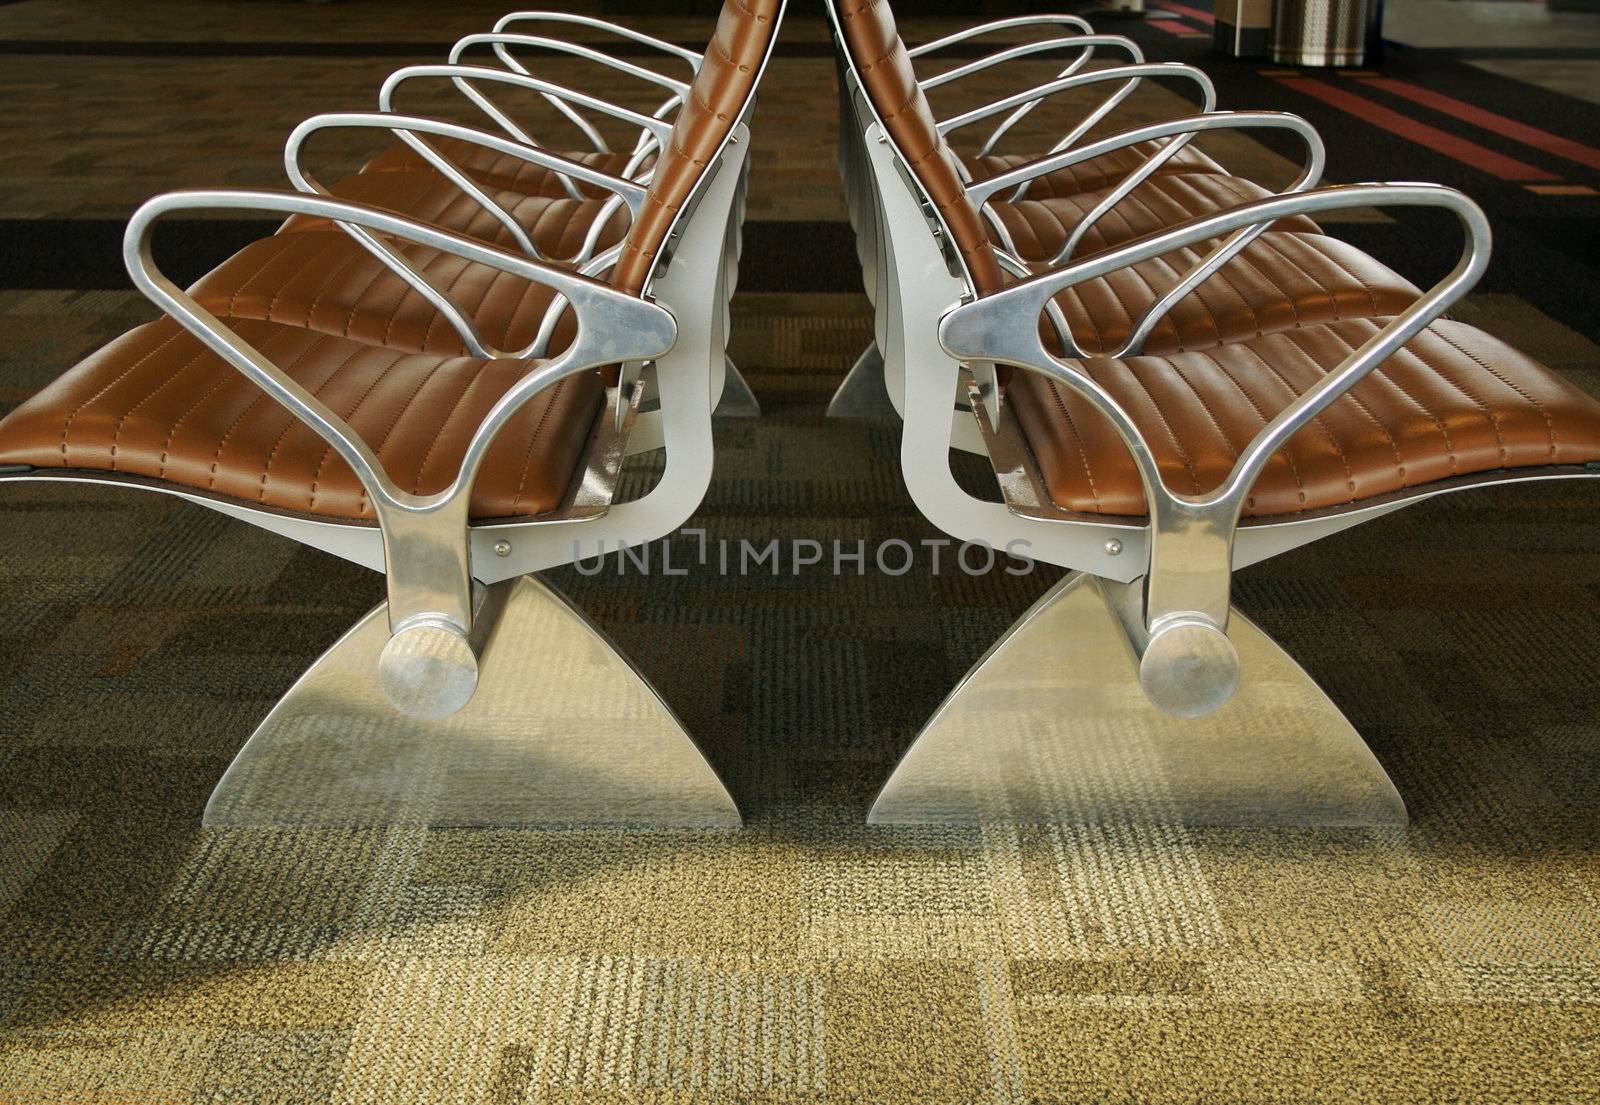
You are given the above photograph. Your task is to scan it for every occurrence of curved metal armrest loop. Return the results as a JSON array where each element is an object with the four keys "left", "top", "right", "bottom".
[
  {"left": 445, "top": 33, "right": 687, "bottom": 162},
  {"left": 925, "top": 35, "right": 1148, "bottom": 162},
  {"left": 379, "top": 64, "right": 677, "bottom": 196},
  {"left": 493, "top": 11, "right": 702, "bottom": 69},
  {"left": 995, "top": 111, "right": 1326, "bottom": 353},
  {"left": 286, "top": 112, "right": 647, "bottom": 282},
  {"left": 125, "top": 189, "right": 676, "bottom": 520},
  {"left": 908, "top": 15, "right": 1095, "bottom": 58},
  {"left": 940, "top": 182, "right": 1491, "bottom": 639},
  {"left": 942, "top": 62, "right": 1217, "bottom": 202},
  {"left": 921, "top": 33, "right": 1139, "bottom": 92}
]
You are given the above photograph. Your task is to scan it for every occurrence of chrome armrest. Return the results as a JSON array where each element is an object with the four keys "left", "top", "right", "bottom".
[
  {"left": 493, "top": 11, "right": 702, "bottom": 69},
  {"left": 379, "top": 63, "right": 677, "bottom": 201},
  {"left": 972, "top": 111, "right": 1326, "bottom": 353},
  {"left": 938, "top": 183, "right": 1491, "bottom": 712},
  {"left": 907, "top": 15, "right": 1095, "bottom": 58},
  {"left": 286, "top": 112, "right": 646, "bottom": 279},
  {"left": 449, "top": 33, "right": 688, "bottom": 162},
  {"left": 924, "top": 35, "right": 1146, "bottom": 161},
  {"left": 126, "top": 188, "right": 676, "bottom": 658},
  {"left": 940, "top": 62, "right": 1217, "bottom": 209}
]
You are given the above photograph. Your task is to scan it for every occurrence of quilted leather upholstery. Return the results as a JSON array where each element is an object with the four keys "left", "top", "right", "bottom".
[
  {"left": 831, "top": 0, "right": 1600, "bottom": 514},
  {"left": 189, "top": 231, "right": 576, "bottom": 358},
  {"left": 0, "top": 316, "right": 604, "bottom": 521},
  {"left": 612, "top": 0, "right": 780, "bottom": 293},
  {"left": 0, "top": 0, "right": 781, "bottom": 520},
  {"left": 990, "top": 172, "right": 1321, "bottom": 261},
  {"left": 361, "top": 137, "right": 644, "bottom": 199},
  {"left": 282, "top": 171, "right": 631, "bottom": 258},
  {"left": 1008, "top": 318, "right": 1600, "bottom": 517},
  {"left": 1047, "top": 230, "right": 1420, "bottom": 357},
  {"left": 963, "top": 142, "right": 1223, "bottom": 199}
]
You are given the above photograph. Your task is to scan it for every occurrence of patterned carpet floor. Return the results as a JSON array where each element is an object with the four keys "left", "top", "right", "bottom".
[{"left": 2, "top": 2, "right": 1600, "bottom": 1102}]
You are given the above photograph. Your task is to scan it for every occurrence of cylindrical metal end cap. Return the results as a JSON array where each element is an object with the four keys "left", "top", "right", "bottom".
[
  {"left": 378, "top": 620, "right": 479, "bottom": 720},
  {"left": 1139, "top": 618, "right": 1241, "bottom": 719}
]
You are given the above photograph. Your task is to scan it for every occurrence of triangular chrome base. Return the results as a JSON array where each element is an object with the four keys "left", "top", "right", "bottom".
[
  {"left": 204, "top": 575, "right": 741, "bottom": 829},
  {"left": 714, "top": 356, "right": 762, "bottom": 418},
  {"left": 825, "top": 341, "right": 896, "bottom": 420},
  {"left": 870, "top": 573, "right": 1407, "bottom": 827}
]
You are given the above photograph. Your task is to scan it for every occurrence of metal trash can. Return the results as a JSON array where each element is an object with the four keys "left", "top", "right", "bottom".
[{"left": 1270, "top": 0, "right": 1372, "bottom": 67}]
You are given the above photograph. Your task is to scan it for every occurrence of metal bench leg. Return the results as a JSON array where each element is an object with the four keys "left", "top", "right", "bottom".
[
  {"left": 870, "top": 571, "right": 1406, "bottom": 827},
  {"left": 825, "top": 341, "right": 896, "bottom": 419},
  {"left": 715, "top": 356, "right": 763, "bottom": 417},
  {"left": 205, "top": 573, "right": 741, "bottom": 829}
]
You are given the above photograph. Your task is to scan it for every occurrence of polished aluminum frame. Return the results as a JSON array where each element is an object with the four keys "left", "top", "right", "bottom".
[
  {"left": 0, "top": 12, "right": 775, "bottom": 825},
  {"left": 830, "top": 4, "right": 1600, "bottom": 825},
  {"left": 831, "top": 26, "right": 1262, "bottom": 425}
]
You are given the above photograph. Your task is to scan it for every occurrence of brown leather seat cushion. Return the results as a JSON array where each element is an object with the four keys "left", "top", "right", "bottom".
[
  {"left": 990, "top": 172, "right": 1322, "bottom": 261},
  {"left": 963, "top": 141, "right": 1224, "bottom": 200},
  {"left": 281, "top": 171, "right": 631, "bottom": 258},
  {"left": 1008, "top": 318, "right": 1600, "bottom": 518},
  {"left": 1048, "top": 230, "right": 1420, "bottom": 357},
  {"left": 0, "top": 316, "right": 604, "bottom": 521},
  {"left": 361, "top": 137, "right": 645, "bottom": 198},
  {"left": 190, "top": 231, "right": 576, "bottom": 358}
]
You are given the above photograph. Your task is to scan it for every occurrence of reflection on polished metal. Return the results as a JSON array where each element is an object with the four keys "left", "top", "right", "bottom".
[
  {"left": 869, "top": 573, "right": 1406, "bottom": 827},
  {"left": 205, "top": 574, "right": 741, "bottom": 829},
  {"left": 714, "top": 357, "right": 763, "bottom": 418},
  {"left": 825, "top": 342, "right": 896, "bottom": 420}
]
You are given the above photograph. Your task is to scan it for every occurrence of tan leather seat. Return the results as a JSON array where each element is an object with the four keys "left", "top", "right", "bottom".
[
  {"left": 0, "top": 316, "right": 603, "bottom": 521},
  {"left": 963, "top": 141, "right": 1224, "bottom": 200},
  {"left": 189, "top": 231, "right": 575, "bottom": 358},
  {"left": 990, "top": 172, "right": 1321, "bottom": 260},
  {"left": 0, "top": 0, "right": 780, "bottom": 517},
  {"left": 834, "top": 0, "right": 1600, "bottom": 515},
  {"left": 1048, "top": 229, "right": 1419, "bottom": 357},
  {"left": 1008, "top": 318, "right": 1600, "bottom": 517},
  {"left": 361, "top": 137, "right": 647, "bottom": 199},
  {"left": 281, "top": 171, "right": 631, "bottom": 258}
]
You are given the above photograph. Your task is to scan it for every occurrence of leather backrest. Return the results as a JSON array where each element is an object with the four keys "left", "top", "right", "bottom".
[
  {"left": 829, "top": 0, "right": 1004, "bottom": 295},
  {"left": 611, "top": 0, "right": 783, "bottom": 294}
]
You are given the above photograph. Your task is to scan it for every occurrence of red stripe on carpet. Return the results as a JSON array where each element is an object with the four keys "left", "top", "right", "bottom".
[
  {"left": 1271, "top": 77, "right": 1560, "bottom": 182},
  {"left": 1153, "top": 1, "right": 1217, "bottom": 24},
  {"left": 1149, "top": 19, "right": 1203, "bottom": 36},
  {"left": 1360, "top": 77, "right": 1600, "bottom": 173}
]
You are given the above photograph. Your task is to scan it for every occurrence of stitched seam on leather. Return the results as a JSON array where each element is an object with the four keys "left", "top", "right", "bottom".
[
  {"left": 509, "top": 377, "right": 569, "bottom": 516},
  {"left": 1120, "top": 357, "right": 1203, "bottom": 494},
  {"left": 1406, "top": 340, "right": 1507, "bottom": 461},
  {"left": 259, "top": 236, "right": 346, "bottom": 323},
  {"left": 1193, "top": 250, "right": 1268, "bottom": 343},
  {"left": 304, "top": 348, "right": 409, "bottom": 513},
  {"left": 1165, "top": 357, "right": 1241, "bottom": 469},
  {"left": 58, "top": 326, "right": 191, "bottom": 465},
  {"left": 409, "top": 364, "right": 482, "bottom": 495},
  {"left": 336, "top": 250, "right": 408, "bottom": 343},
  {"left": 1238, "top": 338, "right": 1353, "bottom": 499},
  {"left": 420, "top": 255, "right": 482, "bottom": 353},
  {"left": 345, "top": 351, "right": 438, "bottom": 511},
  {"left": 149, "top": 343, "right": 251, "bottom": 479},
  {"left": 1257, "top": 236, "right": 1344, "bottom": 320},
  {"left": 1431, "top": 325, "right": 1558, "bottom": 459},
  {"left": 105, "top": 342, "right": 218, "bottom": 472},
  {"left": 1040, "top": 378, "right": 1102, "bottom": 511},
  {"left": 1193, "top": 346, "right": 1308, "bottom": 508},
  {"left": 257, "top": 338, "right": 373, "bottom": 503},
  {"left": 205, "top": 331, "right": 330, "bottom": 492},
  {"left": 1312, "top": 323, "right": 1427, "bottom": 477},
  {"left": 299, "top": 240, "right": 380, "bottom": 335}
]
